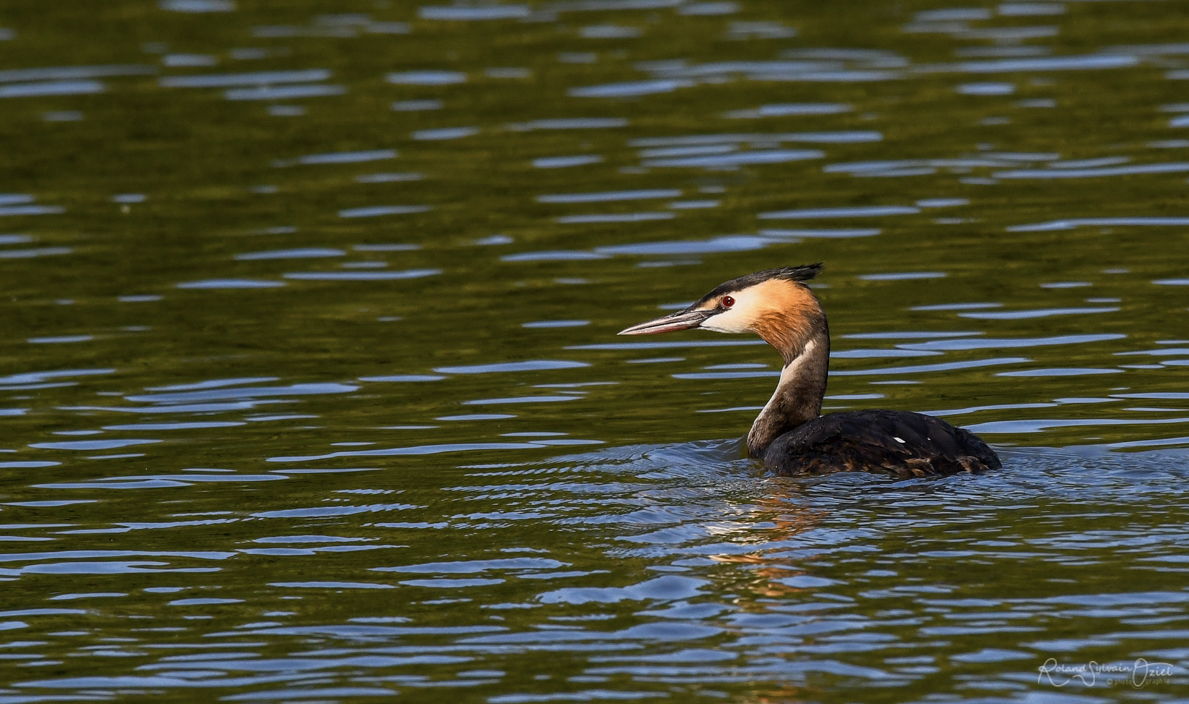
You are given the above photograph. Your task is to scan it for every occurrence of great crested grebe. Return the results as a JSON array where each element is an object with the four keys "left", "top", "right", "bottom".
[{"left": 619, "top": 264, "right": 1001, "bottom": 477}]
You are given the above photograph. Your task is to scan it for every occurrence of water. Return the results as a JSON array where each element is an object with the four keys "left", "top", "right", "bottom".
[{"left": 1, "top": 0, "right": 1188, "bottom": 700}]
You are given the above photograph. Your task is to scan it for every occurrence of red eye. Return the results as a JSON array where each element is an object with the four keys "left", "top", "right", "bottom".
[{"left": 722, "top": 295, "right": 735, "bottom": 308}]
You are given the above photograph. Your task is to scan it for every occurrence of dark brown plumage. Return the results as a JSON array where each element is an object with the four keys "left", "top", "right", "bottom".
[
  {"left": 762, "top": 409, "right": 1001, "bottom": 478},
  {"left": 619, "top": 263, "right": 1002, "bottom": 478}
]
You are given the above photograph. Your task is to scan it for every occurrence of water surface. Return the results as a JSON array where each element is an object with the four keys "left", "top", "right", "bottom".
[{"left": 1, "top": 0, "right": 1188, "bottom": 701}]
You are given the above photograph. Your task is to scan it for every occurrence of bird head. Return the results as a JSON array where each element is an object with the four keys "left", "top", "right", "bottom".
[{"left": 618, "top": 263, "right": 825, "bottom": 363}]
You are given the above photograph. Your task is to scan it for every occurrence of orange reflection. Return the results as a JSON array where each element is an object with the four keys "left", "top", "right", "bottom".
[{"left": 710, "top": 479, "right": 827, "bottom": 599}]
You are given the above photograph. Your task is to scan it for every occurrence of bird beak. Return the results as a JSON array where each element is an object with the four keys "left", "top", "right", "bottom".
[{"left": 618, "top": 308, "right": 711, "bottom": 335}]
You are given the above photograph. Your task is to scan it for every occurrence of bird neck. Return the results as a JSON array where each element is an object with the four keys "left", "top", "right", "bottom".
[{"left": 746, "top": 326, "right": 830, "bottom": 458}]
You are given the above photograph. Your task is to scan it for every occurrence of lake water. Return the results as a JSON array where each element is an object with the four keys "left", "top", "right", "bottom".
[{"left": 2, "top": 1, "right": 1189, "bottom": 701}]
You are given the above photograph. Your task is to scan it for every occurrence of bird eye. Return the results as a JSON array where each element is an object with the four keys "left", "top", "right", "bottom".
[{"left": 721, "top": 295, "right": 735, "bottom": 308}]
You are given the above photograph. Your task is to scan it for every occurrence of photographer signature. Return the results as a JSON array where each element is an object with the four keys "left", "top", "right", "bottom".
[{"left": 1038, "top": 658, "right": 1176, "bottom": 687}]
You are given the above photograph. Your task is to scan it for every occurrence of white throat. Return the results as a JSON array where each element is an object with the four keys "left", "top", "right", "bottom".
[
  {"left": 760, "top": 339, "right": 817, "bottom": 419},
  {"left": 746, "top": 338, "right": 822, "bottom": 456}
]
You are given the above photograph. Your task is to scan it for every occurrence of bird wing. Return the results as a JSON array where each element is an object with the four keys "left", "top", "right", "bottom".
[{"left": 764, "top": 410, "right": 999, "bottom": 477}]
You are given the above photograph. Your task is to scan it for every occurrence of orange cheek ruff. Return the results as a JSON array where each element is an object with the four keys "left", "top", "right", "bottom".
[{"left": 749, "top": 280, "right": 820, "bottom": 358}]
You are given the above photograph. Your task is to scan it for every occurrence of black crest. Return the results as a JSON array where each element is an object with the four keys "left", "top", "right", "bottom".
[
  {"left": 759, "top": 263, "right": 823, "bottom": 284},
  {"left": 696, "top": 263, "right": 824, "bottom": 305}
]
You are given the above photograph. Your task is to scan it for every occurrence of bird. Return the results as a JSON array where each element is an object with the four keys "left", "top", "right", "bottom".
[{"left": 618, "top": 263, "right": 1001, "bottom": 478}]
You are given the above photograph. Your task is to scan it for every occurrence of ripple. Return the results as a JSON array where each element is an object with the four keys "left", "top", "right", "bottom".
[
  {"left": 149, "top": 377, "right": 277, "bottom": 392},
  {"left": 392, "top": 99, "right": 442, "bottom": 111},
  {"left": 0, "top": 195, "right": 34, "bottom": 206},
  {"left": 967, "top": 417, "right": 1189, "bottom": 434},
  {"left": 859, "top": 272, "right": 946, "bottom": 281},
  {"left": 269, "top": 581, "right": 394, "bottom": 590},
  {"left": 103, "top": 422, "right": 244, "bottom": 430},
  {"left": 283, "top": 269, "right": 441, "bottom": 281},
  {"left": 28, "top": 335, "right": 93, "bottom": 344},
  {"left": 401, "top": 578, "right": 504, "bottom": 588},
  {"left": 570, "top": 79, "right": 693, "bottom": 98},
  {"left": 540, "top": 575, "right": 706, "bottom": 605},
  {"left": 572, "top": 340, "right": 764, "bottom": 351},
  {"left": 338, "top": 205, "right": 431, "bottom": 218},
  {"left": 1039, "top": 281, "right": 1092, "bottom": 289},
  {"left": 943, "top": 54, "right": 1138, "bottom": 73},
  {"left": 901, "top": 333, "right": 1124, "bottom": 351},
  {"left": 511, "top": 118, "right": 628, "bottom": 130},
  {"left": 0, "top": 368, "right": 114, "bottom": 389},
  {"left": 758, "top": 205, "right": 919, "bottom": 219},
  {"left": 253, "top": 502, "right": 418, "bottom": 518},
  {"left": 413, "top": 127, "right": 479, "bottom": 140},
  {"left": 644, "top": 149, "right": 824, "bottom": 168},
  {"left": 1008, "top": 217, "right": 1189, "bottom": 232},
  {"left": 235, "top": 248, "right": 345, "bottom": 260},
  {"left": 1048, "top": 157, "right": 1131, "bottom": 170},
  {"left": 724, "top": 103, "right": 851, "bottom": 118},
  {"left": 290, "top": 149, "right": 396, "bottom": 166},
  {"left": 386, "top": 71, "right": 467, "bottom": 85},
  {"left": 419, "top": 6, "right": 530, "bottom": 20},
  {"left": 177, "top": 279, "right": 285, "bottom": 289},
  {"left": 917, "top": 198, "right": 969, "bottom": 208},
  {"left": 523, "top": 320, "right": 590, "bottom": 328},
  {"left": 957, "top": 82, "right": 1014, "bottom": 95},
  {"left": 353, "top": 243, "right": 419, "bottom": 252},
  {"left": 0, "top": 461, "right": 61, "bottom": 469},
  {"left": 996, "top": 162, "right": 1189, "bottom": 179},
  {"left": 832, "top": 356, "right": 1030, "bottom": 376},
  {"left": 760, "top": 228, "right": 880, "bottom": 238},
  {"left": 647, "top": 58, "right": 901, "bottom": 82},
  {"left": 674, "top": 371, "right": 778, "bottom": 380},
  {"left": 959, "top": 306, "right": 1119, "bottom": 320},
  {"left": 832, "top": 348, "right": 938, "bottom": 359},
  {"left": 463, "top": 395, "right": 582, "bottom": 405},
  {"left": 631, "top": 131, "right": 879, "bottom": 147},
  {"left": 226, "top": 85, "right": 344, "bottom": 101},
  {"left": 596, "top": 235, "right": 773, "bottom": 256},
  {"left": 824, "top": 158, "right": 1022, "bottom": 176},
  {"left": 359, "top": 375, "right": 446, "bottom": 382},
  {"left": 0, "top": 81, "right": 105, "bottom": 98},
  {"left": 538, "top": 189, "right": 681, "bottom": 203},
  {"left": 501, "top": 250, "right": 607, "bottom": 262},
  {"left": 0, "top": 207, "right": 66, "bottom": 218},
  {"left": 126, "top": 382, "right": 357, "bottom": 404},
  {"left": 160, "top": 69, "right": 330, "bottom": 88},
  {"left": 377, "top": 558, "right": 565, "bottom": 574},
  {"left": 677, "top": 2, "right": 739, "bottom": 15},
  {"left": 160, "top": 0, "right": 234, "bottom": 11},
  {"left": 640, "top": 145, "right": 734, "bottom": 158},
  {"left": 69, "top": 402, "right": 276, "bottom": 415},
  {"left": 38, "top": 472, "right": 283, "bottom": 489},
  {"left": 533, "top": 155, "right": 604, "bottom": 168},
  {"left": 557, "top": 213, "right": 674, "bottom": 224},
  {"left": 268, "top": 443, "right": 552, "bottom": 463},
  {"left": 580, "top": 25, "right": 643, "bottom": 39},
  {"left": 435, "top": 361, "right": 589, "bottom": 374},
  {"left": 998, "top": 367, "right": 1123, "bottom": 377},
  {"left": 0, "top": 64, "right": 155, "bottom": 82}
]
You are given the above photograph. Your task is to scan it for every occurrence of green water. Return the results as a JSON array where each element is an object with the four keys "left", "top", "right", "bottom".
[{"left": 1, "top": 0, "right": 1188, "bottom": 701}]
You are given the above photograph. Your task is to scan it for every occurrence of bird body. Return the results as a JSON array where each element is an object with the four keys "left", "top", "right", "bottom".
[
  {"left": 761, "top": 409, "right": 1000, "bottom": 477},
  {"left": 619, "top": 264, "right": 1001, "bottom": 478}
]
